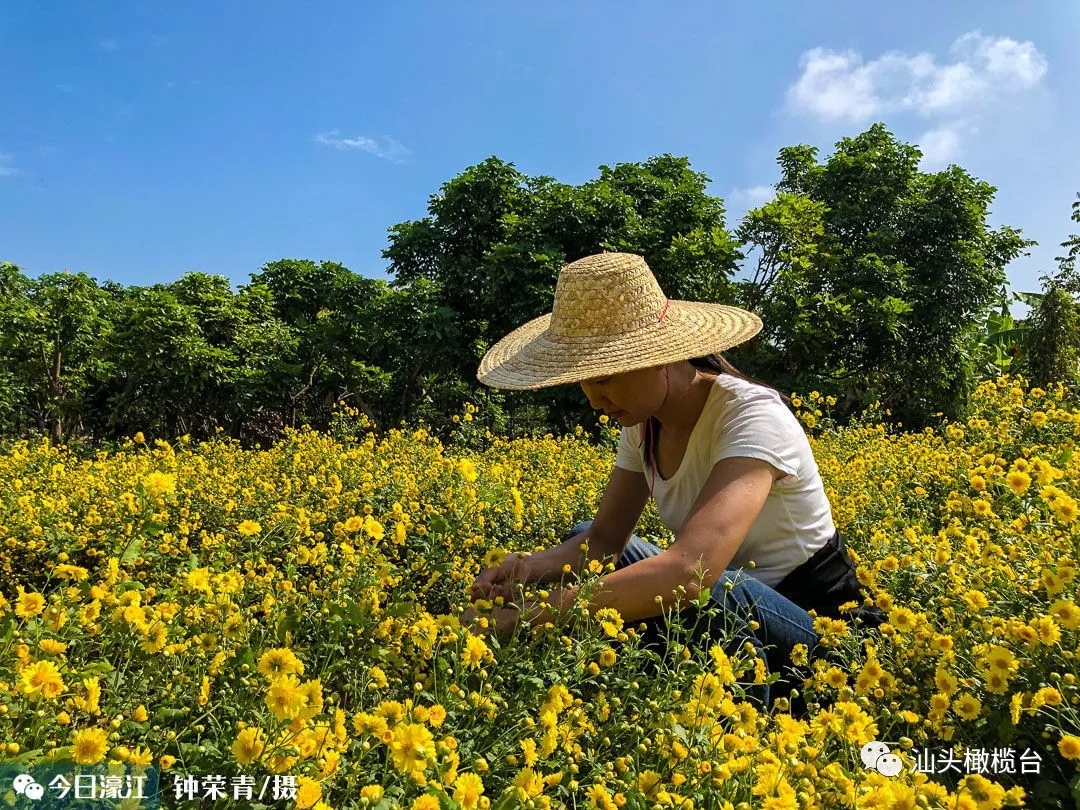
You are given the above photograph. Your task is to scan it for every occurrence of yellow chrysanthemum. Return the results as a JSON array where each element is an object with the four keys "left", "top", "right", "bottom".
[
  {"left": 294, "top": 777, "right": 322, "bottom": 810},
  {"left": 389, "top": 722, "right": 436, "bottom": 776},
  {"left": 237, "top": 520, "right": 262, "bottom": 537},
  {"left": 265, "top": 674, "right": 309, "bottom": 721},
  {"left": 1059, "top": 735, "right": 1080, "bottom": 760},
  {"left": 143, "top": 471, "right": 176, "bottom": 497},
  {"left": 20, "top": 660, "right": 65, "bottom": 700},
  {"left": 71, "top": 727, "right": 109, "bottom": 765},
  {"left": 231, "top": 727, "right": 267, "bottom": 766},
  {"left": 453, "top": 772, "right": 486, "bottom": 810},
  {"left": 461, "top": 633, "right": 490, "bottom": 670},
  {"left": 16, "top": 589, "right": 46, "bottom": 619},
  {"left": 258, "top": 648, "right": 305, "bottom": 679},
  {"left": 952, "top": 693, "right": 982, "bottom": 721}
]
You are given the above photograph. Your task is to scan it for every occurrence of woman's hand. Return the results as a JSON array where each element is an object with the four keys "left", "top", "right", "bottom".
[
  {"left": 460, "top": 605, "right": 522, "bottom": 643},
  {"left": 470, "top": 551, "right": 534, "bottom": 603}
]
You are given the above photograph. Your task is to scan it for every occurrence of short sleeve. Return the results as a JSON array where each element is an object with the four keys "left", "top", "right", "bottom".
[
  {"left": 711, "top": 393, "right": 803, "bottom": 482},
  {"left": 615, "top": 424, "right": 644, "bottom": 472}
]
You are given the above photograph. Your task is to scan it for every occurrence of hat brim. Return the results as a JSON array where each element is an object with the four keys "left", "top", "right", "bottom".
[{"left": 476, "top": 300, "right": 763, "bottom": 390}]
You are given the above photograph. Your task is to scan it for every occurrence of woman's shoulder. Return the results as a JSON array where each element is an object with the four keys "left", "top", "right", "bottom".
[{"left": 711, "top": 372, "right": 786, "bottom": 408}]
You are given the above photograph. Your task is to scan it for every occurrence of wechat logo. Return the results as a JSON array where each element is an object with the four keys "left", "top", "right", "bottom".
[
  {"left": 12, "top": 774, "right": 45, "bottom": 801},
  {"left": 861, "top": 740, "right": 903, "bottom": 777}
]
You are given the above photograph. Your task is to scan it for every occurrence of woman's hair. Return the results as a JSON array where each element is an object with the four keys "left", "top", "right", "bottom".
[{"left": 641, "top": 353, "right": 792, "bottom": 475}]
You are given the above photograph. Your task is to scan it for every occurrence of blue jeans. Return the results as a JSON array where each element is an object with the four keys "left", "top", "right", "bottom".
[{"left": 566, "top": 520, "right": 828, "bottom": 711}]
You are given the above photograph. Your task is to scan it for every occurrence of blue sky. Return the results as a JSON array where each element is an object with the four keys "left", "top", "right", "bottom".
[{"left": 3, "top": 2, "right": 1078, "bottom": 320}]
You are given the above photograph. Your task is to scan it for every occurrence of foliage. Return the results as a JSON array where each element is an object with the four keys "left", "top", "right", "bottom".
[
  {"left": 736, "top": 124, "right": 1034, "bottom": 430},
  {"left": 383, "top": 154, "right": 744, "bottom": 436},
  {"left": 1018, "top": 287, "right": 1080, "bottom": 392}
]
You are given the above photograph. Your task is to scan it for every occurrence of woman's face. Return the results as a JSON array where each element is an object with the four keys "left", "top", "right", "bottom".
[{"left": 579, "top": 367, "right": 662, "bottom": 426}]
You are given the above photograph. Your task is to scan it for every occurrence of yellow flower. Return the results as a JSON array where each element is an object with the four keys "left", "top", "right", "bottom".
[
  {"left": 411, "top": 797, "right": 440, "bottom": 810},
  {"left": 128, "top": 746, "right": 154, "bottom": 767},
  {"left": 1058, "top": 734, "right": 1080, "bottom": 760},
  {"left": 20, "top": 660, "right": 66, "bottom": 700},
  {"left": 598, "top": 648, "right": 617, "bottom": 668},
  {"left": 1010, "top": 692, "right": 1024, "bottom": 725},
  {"left": 72, "top": 727, "right": 109, "bottom": 764},
  {"left": 343, "top": 515, "right": 364, "bottom": 533},
  {"left": 462, "top": 633, "right": 490, "bottom": 670},
  {"left": 453, "top": 772, "right": 486, "bottom": 810},
  {"left": 265, "top": 674, "right": 309, "bottom": 721},
  {"left": 1005, "top": 470, "right": 1031, "bottom": 494},
  {"left": 1050, "top": 599, "right": 1080, "bottom": 630},
  {"left": 360, "top": 786, "right": 385, "bottom": 802},
  {"left": 143, "top": 471, "right": 176, "bottom": 497},
  {"left": 428, "top": 704, "right": 447, "bottom": 727},
  {"left": 258, "top": 648, "right": 305, "bottom": 679},
  {"left": 237, "top": 520, "right": 262, "bottom": 537},
  {"left": 888, "top": 607, "right": 917, "bottom": 633},
  {"left": 1035, "top": 615, "right": 1061, "bottom": 645},
  {"left": 952, "top": 693, "right": 982, "bottom": 721},
  {"left": 457, "top": 459, "right": 478, "bottom": 483},
  {"left": 38, "top": 638, "right": 68, "bottom": 656},
  {"left": 294, "top": 777, "right": 322, "bottom": 810},
  {"left": 390, "top": 722, "right": 436, "bottom": 776},
  {"left": 16, "top": 589, "right": 46, "bottom": 619},
  {"left": 595, "top": 608, "right": 624, "bottom": 638},
  {"left": 231, "top": 727, "right": 266, "bottom": 766}
]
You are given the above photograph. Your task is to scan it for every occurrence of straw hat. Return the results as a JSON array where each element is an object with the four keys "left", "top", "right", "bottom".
[{"left": 476, "top": 252, "right": 763, "bottom": 390}]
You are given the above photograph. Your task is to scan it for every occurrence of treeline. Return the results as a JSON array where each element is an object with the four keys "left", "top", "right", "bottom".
[{"left": 2, "top": 123, "right": 1078, "bottom": 451}]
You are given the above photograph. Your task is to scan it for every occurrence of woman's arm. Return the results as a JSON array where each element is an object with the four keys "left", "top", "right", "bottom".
[
  {"left": 524, "top": 456, "right": 783, "bottom": 627},
  {"left": 521, "top": 465, "right": 651, "bottom": 584}
]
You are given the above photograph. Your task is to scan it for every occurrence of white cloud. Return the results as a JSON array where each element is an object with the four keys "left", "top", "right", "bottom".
[
  {"left": 729, "top": 185, "right": 775, "bottom": 208},
  {"left": 787, "top": 31, "right": 1047, "bottom": 124},
  {"left": 0, "top": 154, "right": 18, "bottom": 177},
  {"left": 917, "top": 123, "right": 966, "bottom": 169},
  {"left": 313, "top": 131, "right": 411, "bottom": 164}
]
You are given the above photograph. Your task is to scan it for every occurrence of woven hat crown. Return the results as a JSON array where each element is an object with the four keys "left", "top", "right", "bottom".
[
  {"left": 549, "top": 253, "right": 668, "bottom": 340},
  {"left": 475, "top": 251, "right": 762, "bottom": 390}
]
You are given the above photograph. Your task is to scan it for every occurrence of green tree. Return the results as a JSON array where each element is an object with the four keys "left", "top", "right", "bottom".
[
  {"left": 1015, "top": 193, "right": 1080, "bottom": 391},
  {"left": 1018, "top": 286, "right": 1080, "bottom": 391},
  {"left": 737, "top": 124, "right": 1032, "bottom": 427},
  {"left": 247, "top": 259, "right": 393, "bottom": 433},
  {"left": 0, "top": 268, "right": 113, "bottom": 445},
  {"left": 383, "top": 155, "right": 743, "bottom": 435}
]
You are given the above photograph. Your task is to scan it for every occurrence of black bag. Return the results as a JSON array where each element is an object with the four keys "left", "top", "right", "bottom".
[{"left": 773, "top": 528, "right": 886, "bottom": 630}]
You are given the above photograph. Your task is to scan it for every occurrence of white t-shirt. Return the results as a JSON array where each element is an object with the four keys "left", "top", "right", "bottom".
[{"left": 614, "top": 373, "right": 835, "bottom": 587}]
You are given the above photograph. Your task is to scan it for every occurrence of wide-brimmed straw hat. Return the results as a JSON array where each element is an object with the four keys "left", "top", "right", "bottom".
[{"left": 476, "top": 252, "right": 763, "bottom": 391}]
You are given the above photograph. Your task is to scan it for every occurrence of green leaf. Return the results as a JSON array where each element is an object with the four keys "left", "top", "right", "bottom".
[
  {"left": 429, "top": 515, "right": 450, "bottom": 534},
  {"left": 235, "top": 646, "right": 255, "bottom": 671},
  {"left": 5, "top": 748, "right": 43, "bottom": 765},
  {"left": 77, "top": 661, "right": 115, "bottom": 678},
  {"left": 275, "top": 608, "right": 300, "bottom": 643},
  {"left": 153, "top": 708, "right": 190, "bottom": 724},
  {"left": 121, "top": 537, "right": 143, "bottom": 566}
]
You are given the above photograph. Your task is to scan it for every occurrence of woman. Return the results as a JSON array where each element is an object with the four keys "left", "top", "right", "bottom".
[{"left": 465, "top": 252, "right": 883, "bottom": 710}]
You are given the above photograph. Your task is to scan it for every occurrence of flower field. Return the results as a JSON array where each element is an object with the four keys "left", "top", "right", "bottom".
[{"left": 1, "top": 375, "right": 1079, "bottom": 809}]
